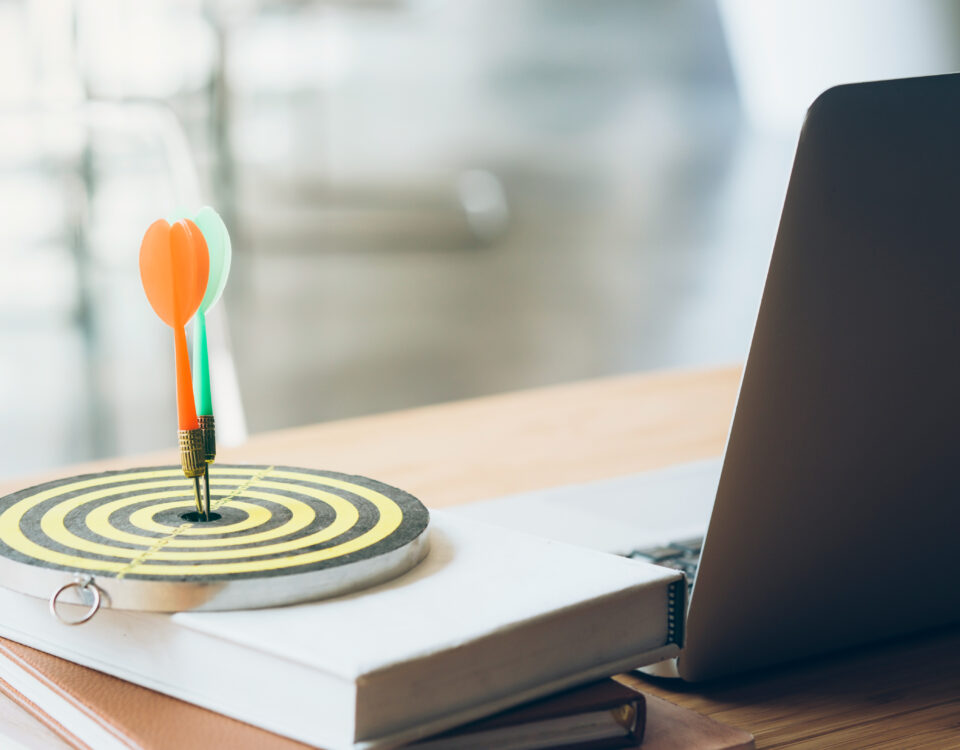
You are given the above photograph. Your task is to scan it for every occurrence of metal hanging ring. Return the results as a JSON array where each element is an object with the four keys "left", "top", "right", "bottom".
[{"left": 49, "top": 576, "right": 102, "bottom": 626}]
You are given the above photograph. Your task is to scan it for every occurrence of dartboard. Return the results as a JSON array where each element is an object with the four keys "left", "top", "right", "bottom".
[{"left": 0, "top": 465, "right": 430, "bottom": 614}]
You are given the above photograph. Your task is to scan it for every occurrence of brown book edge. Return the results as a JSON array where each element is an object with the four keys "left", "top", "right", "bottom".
[
  {"left": 422, "top": 680, "right": 646, "bottom": 740},
  {"left": 0, "top": 637, "right": 311, "bottom": 750},
  {"left": 0, "top": 638, "right": 643, "bottom": 750},
  {"left": 0, "top": 636, "right": 754, "bottom": 750},
  {"left": 0, "top": 674, "right": 92, "bottom": 750}
]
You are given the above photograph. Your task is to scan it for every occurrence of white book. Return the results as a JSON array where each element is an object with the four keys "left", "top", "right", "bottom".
[{"left": 0, "top": 512, "right": 683, "bottom": 750}]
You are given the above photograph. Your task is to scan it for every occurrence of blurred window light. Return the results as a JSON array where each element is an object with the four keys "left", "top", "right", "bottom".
[
  {"left": 0, "top": 242, "right": 79, "bottom": 320},
  {"left": 0, "top": 169, "right": 70, "bottom": 244},
  {"left": 76, "top": 0, "right": 216, "bottom": 99},
  {"left": 228, "top": 8, "right": 350, "bottom": 94},
  {"left": 719, "top": 0, "right": 960, "bottom": 134},
  {"left": 25, "top": 0, "right": 83, "bottom": 105},
  {"left": 0, "top": 3, "right": 32, "bottom": 106},
  {"left": 0, "top": 109, "right": 87, "bottom": 167}
]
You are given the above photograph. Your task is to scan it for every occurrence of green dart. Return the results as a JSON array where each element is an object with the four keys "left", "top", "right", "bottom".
[{"left": 170, "top": 206, "right": 232, "bottom": 520}]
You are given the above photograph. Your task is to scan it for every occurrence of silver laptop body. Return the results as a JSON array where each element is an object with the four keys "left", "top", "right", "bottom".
[{"left": 455, "top": 73, "right": 960, "bottom": 681}]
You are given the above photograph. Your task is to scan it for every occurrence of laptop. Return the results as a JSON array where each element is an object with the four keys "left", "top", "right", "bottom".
[{"left": 452, "top": 73, "right": 960, "bottom": 681}]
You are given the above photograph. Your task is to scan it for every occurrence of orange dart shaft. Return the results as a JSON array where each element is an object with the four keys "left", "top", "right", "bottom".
[{"left": 174, "top": 325, "right": 199, "bottom": 431}]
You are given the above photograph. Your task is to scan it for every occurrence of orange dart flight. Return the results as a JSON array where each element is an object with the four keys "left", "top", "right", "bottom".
[{"left": 139, "top": 219, "right": 209, "bottom": 430}]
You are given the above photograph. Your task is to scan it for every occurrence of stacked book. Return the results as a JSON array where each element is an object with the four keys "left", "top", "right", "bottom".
[
  {"left": 0, "top": 641, "right": 654, "bottom": 750},
  {"left": 0, "top": 512, "right": 688, "bottom": 749}
]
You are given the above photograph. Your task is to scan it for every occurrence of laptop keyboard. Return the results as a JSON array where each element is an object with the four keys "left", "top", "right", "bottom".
[{"left": 624, "top": 535, "right": 703, "bottom": 590}]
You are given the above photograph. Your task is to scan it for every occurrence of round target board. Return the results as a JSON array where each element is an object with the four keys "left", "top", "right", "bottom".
[{"left": 0, "top": 465, "right": 430, "bottom": 615}]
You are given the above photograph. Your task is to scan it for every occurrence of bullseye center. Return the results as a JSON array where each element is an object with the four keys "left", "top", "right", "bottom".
[
  {"left": 149, "top": 505, "right": 249, "bottom": 529},
  {"left": 180, "top": 511, "right": 223, "bottom": 523}
]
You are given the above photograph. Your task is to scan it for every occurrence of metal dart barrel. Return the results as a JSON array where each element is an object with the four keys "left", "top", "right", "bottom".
[
  {"left": 198, "top": 414, "right": 216, "bottom": 463},
  {"left": 179, "top": 428, "right": 207, "bottom": 518}
]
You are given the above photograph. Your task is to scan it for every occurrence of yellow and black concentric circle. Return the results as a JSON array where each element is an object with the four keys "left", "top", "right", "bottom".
[{"left": 0, "top": 465, "right": 429, "bottom": 584}]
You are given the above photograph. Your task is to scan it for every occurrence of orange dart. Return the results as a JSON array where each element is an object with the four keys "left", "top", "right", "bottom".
[{"left": 139, "top": 218, "right": 210, "bottom": 516}]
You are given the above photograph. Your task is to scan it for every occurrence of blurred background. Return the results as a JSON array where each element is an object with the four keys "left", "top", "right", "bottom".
[{"left": 1, "top": 0, "right": 958, "bottom": 478}]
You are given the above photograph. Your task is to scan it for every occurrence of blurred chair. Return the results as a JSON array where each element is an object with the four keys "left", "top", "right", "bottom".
[
  {"left": 1, "top": 0, "right": 248, "bottom": 473},
  {"left": 202, "top": 0, "right": 509, "bottom": 253}
]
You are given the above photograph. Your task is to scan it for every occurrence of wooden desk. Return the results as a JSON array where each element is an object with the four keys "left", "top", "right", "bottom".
[{"left": 1, "top": 366, "right": 958, "bottom": 748}]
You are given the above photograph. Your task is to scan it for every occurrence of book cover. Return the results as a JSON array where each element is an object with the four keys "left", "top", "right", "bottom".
[{"left": 0, "top": 512, "right": 683, "bottom": 749}]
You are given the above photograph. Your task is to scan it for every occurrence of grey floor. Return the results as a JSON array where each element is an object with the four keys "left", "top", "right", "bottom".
[{"left": 0, "top": 1, "right": 795, "bottom": 478}]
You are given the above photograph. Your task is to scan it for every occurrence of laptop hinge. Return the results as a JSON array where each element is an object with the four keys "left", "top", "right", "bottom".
[{"left": 666, "top": 577, "right": 687, "bottom": 648}]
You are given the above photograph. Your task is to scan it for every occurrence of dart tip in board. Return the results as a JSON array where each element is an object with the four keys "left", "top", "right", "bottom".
[
  {"left": 203, "top": 467, "right": 211, "bottom": 520},
  {"left": 180, "top": 510, "right": 222, "bottom": 523},
  {"left": 180, "top": 428, "right": 210, "bottom": 519},
  {"left": 192, "top": 476, "right": 203, "bottom": 516},
  {"left": 188, "top": 476, "right": 218, "bottom": 522}
]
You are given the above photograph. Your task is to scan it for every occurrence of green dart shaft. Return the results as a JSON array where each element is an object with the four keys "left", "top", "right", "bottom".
[{"left": 192, "top": 311, "right": 213, "bottom": 416}]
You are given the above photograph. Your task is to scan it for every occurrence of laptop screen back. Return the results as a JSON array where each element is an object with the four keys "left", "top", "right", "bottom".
[{"left": 681, "top": 74, "right": 960, "bottom": 681}]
